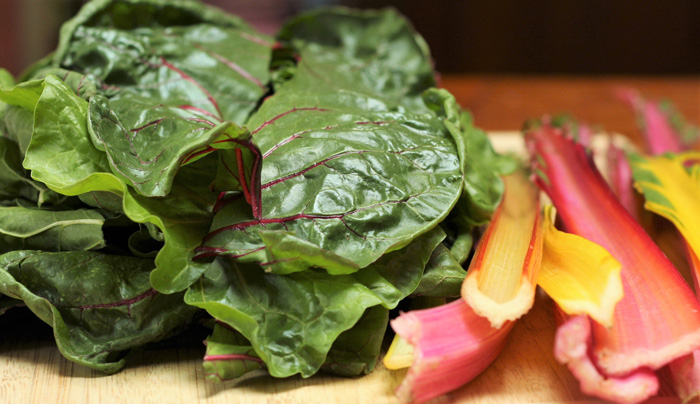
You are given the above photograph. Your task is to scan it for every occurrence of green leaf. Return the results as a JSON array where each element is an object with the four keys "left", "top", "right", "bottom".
[
  {"left": 0, "top": 78, "right": 43, "bottom": 111},
  {"left": 258, "top": 230, "right": 361, "bottom": 275},
  {"left": 0, "top": 69, "right": 13, "bottom": 89},
  {"left": 203, "top": 91, "right": 463, "bottom": 270},
  {"left": 0, "top": 295, "right": 23, "bottom": 315},
  {"left": 425, "top": 89, "right": 516, "bottom": 228},
  {"left": 49, "top": 0, "right": 272, "bottom": 198},
  {"left": 21, "top": 74, "right": 217, "bottom": 293},
  {"left": 0, "top": 137, "right": 60, "bottom": 205},
  {"left": 201, "top": 305, "right": 390, "bottom": 381},
  {"left": 186, "top": 227, "right": 443, "bottom": 378},
  {"left": 276, "top": 7, "right": 436, "bottom": 110},
  {"left": 23, "top": 75, "right": 122, "bottom": 196},
  {"left": 202, "top": 322, "right": 265, "bottom": 381},
  {"left": 0, "top": 207, "right": 105, "bottom": 253},
  {"left": 321, "top": 305, "right": 389, "bottom": 377},
  {"left": 412, "top": 243, "right": 467, "bottom": 297},
  {"left": 0, "top": 250, "right": 197, "bottom": 373},
  {"left": 186, "top": 258, "right": 383, "bottom": 378},
  {"left": 0, "top": 78, "right": 44, "bottom": 154}
]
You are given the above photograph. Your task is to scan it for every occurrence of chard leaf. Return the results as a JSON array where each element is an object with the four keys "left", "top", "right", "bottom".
[
  {"left": 202, "top": 305, "right": 389, "bottom": 381},
  {"left": 0, "top": 137, "right": 60, "bottom": 205},
  {"left": 186, "top": 227, "right": 443, "bottom": 378},
  {"left": 23, "top": 74, "right": 214, "bottom": 293},
  {"left": 87, "top": 94, "right": 256, "bottom": 197},
  {"left": 275, "top": 7, "right": 436, "bottom": 110},
  {"left": 0, "top": 78, "right": 43, "bottom": 111},
  {"left": 3, "top": 106, "right": 35, "bottom": 157},
  {"left": 0, "top": 68, "right": 13, "bottom": 90},
  {"left": 258, "top": 230, "right": 361, "bottom": 275},
  {"left": 202, "top": 322, "right": 264, "bottom": 381},
  {"left": 126, "top": 183, "right": 214, "bottom": 293},
  {"left": 0, "top": 78, "right": 44, "bottom": 154},
  {"left": 0, "top": 295, "right": 23, "bottom": 315},
  {"left": 321, "top": 305, "right": 389, "bottom": 377},
  {"left": 202, "top": 92, "right": 463, "bottom": 270},
  {"left": 23, "top": 75, "right": 123, "bottom": 196},
  {"left": 51, "top": 0, "right": 272, "bottom": 197},
  {"left": 425, "top": 89, "right": 517, "bottom": 227},
  {"left": 0, "top": 207, "right": 105, "bottom": 253},
  {"left": 186, "top": 259, "right": 382, "bottom": 378},
  {"left": 0, "top": 250, "right": 197, "bottom": 373},
  {"left": 412, "top": 243, "right": 466, "bottom": 297}
]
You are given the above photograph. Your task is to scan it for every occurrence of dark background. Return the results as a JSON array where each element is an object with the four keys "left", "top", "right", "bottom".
[{"left": 1, "top": 0, "right": 699, "bottom": 77}]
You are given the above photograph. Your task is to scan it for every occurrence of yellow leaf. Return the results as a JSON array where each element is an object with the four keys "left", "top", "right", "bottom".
[{"left": 538, "top": 206, "right": 623, "bottom": 328}]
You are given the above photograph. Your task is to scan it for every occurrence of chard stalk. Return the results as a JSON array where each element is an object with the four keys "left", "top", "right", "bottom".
[
  {"left": 526, "top": 123, "right": 700, "bottom": 400},
  {"left": 388, "top": 299, "right": 513, "bottom": 404},
  {"left": 553, "top": 312, "right": 659, "bottom": 404},
  {"left": 669, "top": 244, "right": 700, "bottom": 404},
  {"left": 461, "top": 170, "right": 543, "bottom": 328},
  {"left": 606, "top": 142, "right": 639, "bottom": 218},
  {"left": 616, "top": 88, "right": 687, "bottom": 154}
]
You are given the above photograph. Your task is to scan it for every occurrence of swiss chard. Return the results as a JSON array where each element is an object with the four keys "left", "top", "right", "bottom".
[
  {"left": 0, "top": 0, "right": 509, "bottom": 386},
  {"left": 0, "top": 250, "right": 197, "bottom": 373}
]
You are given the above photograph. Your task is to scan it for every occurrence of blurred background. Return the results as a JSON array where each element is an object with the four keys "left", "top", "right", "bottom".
[{"left": 1, "top": 0, "right": 699, "bottom": 77}]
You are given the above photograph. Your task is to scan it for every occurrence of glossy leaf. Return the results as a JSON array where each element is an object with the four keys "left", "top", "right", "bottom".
[
  {"left": 186, "top": 227, "right": 444, "bottom": 378},
  {"left": 201, "top": 304, "right": 389, "bottom": 381},
  {"left": 427, "top": 93, "right": 517, "bottom": 228},
  {"left": 0, "top": 207, "right": 105, "bottom": 253},
  {"left": 50, "top": 0, "right": 272, "bottom": 197},
  {"left": 202, "top": 91, "right": 463, "bottom": 271},
  {"left": 0, "top": 250, "right": 197, "bottom": 373},
  {"left": 21, "top": 74, "right": 217, "bottom": 293},
  {"left": 23, "top": 75, "right": 122, "bottom": 196},
  {"left": 276, "top": 7, "right": 436, "bottom": 110}
]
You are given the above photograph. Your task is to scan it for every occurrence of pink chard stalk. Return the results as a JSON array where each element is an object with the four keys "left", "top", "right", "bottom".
[{"left": 525, "top": 121, "right": 700, "bottom": 404}]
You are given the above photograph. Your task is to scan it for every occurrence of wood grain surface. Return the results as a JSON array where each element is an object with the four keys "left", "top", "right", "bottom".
[{"left": 3, "top": 75, "right": 700, "bottom": 403}]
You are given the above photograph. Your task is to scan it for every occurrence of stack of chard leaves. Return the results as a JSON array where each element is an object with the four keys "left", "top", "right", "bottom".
[{"left": 0, "top": 0, "right": 513, "bottom": 380}]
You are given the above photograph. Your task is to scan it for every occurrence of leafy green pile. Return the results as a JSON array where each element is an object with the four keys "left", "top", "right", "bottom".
[{"left": 0, "top": 0, "right": 513, "bottom": 380}]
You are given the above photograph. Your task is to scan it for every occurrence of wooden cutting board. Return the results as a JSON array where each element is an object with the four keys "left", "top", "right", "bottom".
[{"left": 0, "top": 134, "right": 684, "bottom": 404}]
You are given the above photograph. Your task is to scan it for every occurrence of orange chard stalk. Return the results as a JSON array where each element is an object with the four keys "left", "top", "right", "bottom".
[
  {"left": 461, "top": 170, "right": 543, "bottom": 328},
  {"left": 525, "top": 122, "right": 700, "bottom": 403}
]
